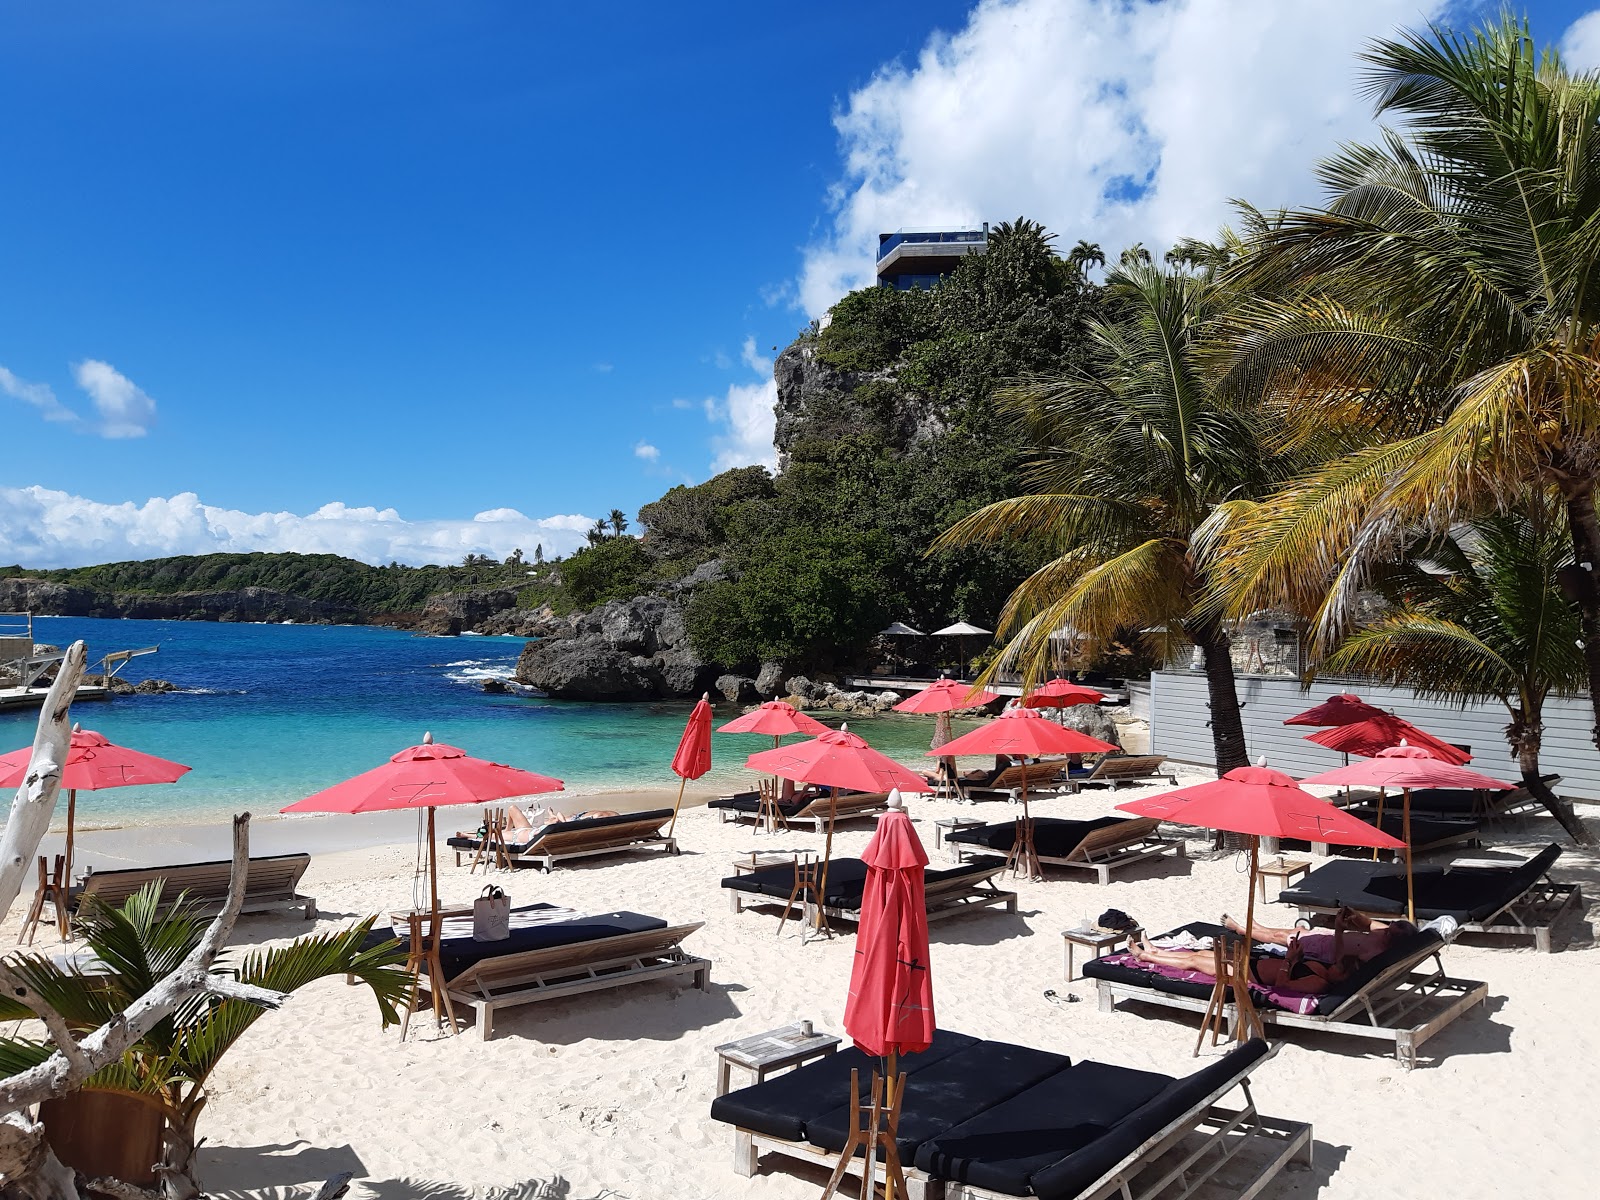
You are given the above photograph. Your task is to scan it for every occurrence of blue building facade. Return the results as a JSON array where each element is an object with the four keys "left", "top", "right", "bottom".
[{"left": 875, "top": 225, "right": 988, "bottom": 290}]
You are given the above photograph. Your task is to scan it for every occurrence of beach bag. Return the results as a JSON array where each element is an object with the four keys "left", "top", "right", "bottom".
[{"left": 473, "top": 885, "right": 510, "bottom": 942}]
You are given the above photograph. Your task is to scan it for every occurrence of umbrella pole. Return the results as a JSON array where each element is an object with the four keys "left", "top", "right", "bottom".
[
  {"left": 814, "top": 787, "right": 838, "bottom": 937},
  {"left": 667, "top": 774, "right": 688, "bottom": 841},
  {"left": 1372, "top": 788, "right": 1386, "bottom": 861},
  {"left": 60, "top": 789, "right": 76, "bottom": 941},
  {"left": 424, "top": 808, "right": 457, "bottom": 1034},
  {"left": 1403, "top": 787, "right": 1415, "bottom": 922},
  {"left": 1235, "top": 835, "right": 1264, "bottom": 1042}
]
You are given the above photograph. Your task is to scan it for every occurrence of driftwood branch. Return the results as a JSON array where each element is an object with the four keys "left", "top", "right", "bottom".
[
  {"left": 0, "top": 960, "right": 88, "bottom": 1078},
  {"left": 0, "top": 814, "right": 287, "bottom": 1114},
  {"left": 0, "top": 643, "right": 86, "bottom": 923}
]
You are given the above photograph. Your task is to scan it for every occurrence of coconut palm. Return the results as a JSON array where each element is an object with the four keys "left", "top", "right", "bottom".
[
  {"left": 0, "top": 885, "right": 406, "bottom": 1198},
  {"left": 585, "top": 518, "right": 609, "bottom": 546},
  {"left": 608, "top": 508, "right": 629, "bottom": 537},
  {"left": 934, "top": 260, "right": 1277, "bottom": 774},
  {"left": 1214, "top": 15, "right": 1600, "bottom": 747},
  {"left": 1067, "top": 239, "right": 1104, "bottom": 277},
  {"left": 1320, "top": 501, "right": 1591, "bottom": 843}
]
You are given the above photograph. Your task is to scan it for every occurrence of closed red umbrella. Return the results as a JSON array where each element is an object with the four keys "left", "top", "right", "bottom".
[
  {"left": 1021, "top": 679, "right": 1105, "bottom": 709},
  {"left": 1306, "top": 715, "right": 1470, "bottom": 764},
  {"left": 1283, "top": 693, "right": 1387, "bottom": 726},
  {"left": 0, "top": 724, "right": 191, "bottom": 926},
  {"left": 1119, "top": 763, "right": 1403, "bottom": 1044},
  {"left": 668, "top": 694, "right": 713, "bottom": 839},
  {"left": 1301, "top": 744, "right": 1513, "bottom": 919},
  {"left": 746, "top": 727, "right": 930, "bottom": 933}
]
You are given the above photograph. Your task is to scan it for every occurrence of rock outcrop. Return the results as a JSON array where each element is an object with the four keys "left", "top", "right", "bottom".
[
  {"left": 513, "top": 594, "right": 719, "bottom": 702},
  {"left": 414, "top": 589, "right": 523, "bottom": 636},
  {"left": 772, "top": 339, "right": 946, "bottom": 473}
]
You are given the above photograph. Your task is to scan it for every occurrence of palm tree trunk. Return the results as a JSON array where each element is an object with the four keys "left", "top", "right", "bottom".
[
  {"left": 1562, "top": 491, "right": 1600, "bottom": 751},
  {"left": 1189, "top": 618, "right": 1249, "bottom": 774},
  {"left": 156, "top": 1102, "right": 203, "bottom": 1200},
  {"left": 1511, "top": 710, "right": 1592, "bottom": 846}
]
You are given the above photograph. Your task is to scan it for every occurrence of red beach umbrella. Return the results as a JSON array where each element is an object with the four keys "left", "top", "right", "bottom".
[
  {"left": 1021, "top": 678, "right": 1105, "bottom": 709},
  {"left": 1301, "top": 744, "right": 1513, "bottom": 919},
  {"left": 746, "top": 727, "right": 930, "bottom": 932},
  {"left": 1118, "top": 762, "right": 1403, "bottom": 1042},
  {"left": 890, "top": 678, "right": 1000, "bottom": 714},
  {"left": 667, "top": 694, "right": 714, "bottom": 839},
  {"left": 1305, "top": 715, "right": 1470, "bottom": 765},
  {"left": 717, "top": 700, "right": 830, "bottom": 739},
  {"left": 1283, "top": 692, "right": 1387, "bottom": 726},
  {"left": 0, "top": 724, "right": 191, "bottom": 916}
]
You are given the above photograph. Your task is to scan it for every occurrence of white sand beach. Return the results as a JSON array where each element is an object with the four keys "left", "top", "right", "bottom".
[{"left": 7, "top": 774, "right": 1597, "bottom": 1200}]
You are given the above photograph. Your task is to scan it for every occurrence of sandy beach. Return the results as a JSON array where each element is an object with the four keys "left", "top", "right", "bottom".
[{"left": 6, "top": 773, "right": 1597, "bottom": 1200}]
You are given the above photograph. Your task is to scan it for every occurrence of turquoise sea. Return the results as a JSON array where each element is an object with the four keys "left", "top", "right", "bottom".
[{"left": 3, "top": 617, "right": 973, "bottom": 828}]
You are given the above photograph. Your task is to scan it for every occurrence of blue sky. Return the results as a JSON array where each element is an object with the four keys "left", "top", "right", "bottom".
[{"left": 2, "top": 1, "right": 1597, "bottom": 567}]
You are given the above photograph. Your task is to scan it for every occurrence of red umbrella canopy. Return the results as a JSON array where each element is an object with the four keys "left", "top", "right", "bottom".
[
  {"left": 844, "top": 796, "right": 935, "bottom": 1057},
  {"left": 1301, "top": 744, "right": 1513, "bottom": 791},
  {"left": 670, "top": 697, "right": 714, "bottom": 781},
  {"left": 745, "top": 728, "right": 932, "bottom": 794},
  {"left": 0, "top": 727, "right": 190, "bottom": 791},
  {"left": 281, "top": 735, "right": 564, "bottom": 814},
  {"left": 1117, "top": 765, "right": 1405, "bottom": 848},
  {"left": 1305, "top": 715, "right": 1471, "bottom": 765},
  {"left": 717, "top": 701, "right": 830, "bottom": 738},
  {"left": 892, "top": 678, "right": 1000, "bottom": 714},
  {"left": 1283, "top": 693, "right": 1387, "bottom": 727},
  {"left": 931, "top": 707, "right": 1117, "bottom": 760},
  {"left": 1021, "top": 679, "right": 1105, "bottom": 709}
]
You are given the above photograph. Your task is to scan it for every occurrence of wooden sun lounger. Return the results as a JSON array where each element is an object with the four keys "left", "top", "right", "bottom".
[
  {"left": 1039, "top": 816, "right": 1184, "bottom": 884},
  {"left": 962, "top": 763, "right": 1072, "bottom": 801},
  {"left": 73, "top": 853, "right": 317, "bottom": 920},
  {"left": 452, "top": 810, "right": 678, "bottom": 872},
  {"left": 1092, "top": 938, "right": 1488, "bottom": 1068},
  {"left": 425, "top": 921, "right": 711, "bottom": 1041},
  {"left": 725, "top": 857, "right": 1018, "bottom": 926},
  {"left": 779, "top": 791, "right": 893, "bottom": 832},
  {"left": 1065, "top": 753, "right": 1177, "bottom": 791}
]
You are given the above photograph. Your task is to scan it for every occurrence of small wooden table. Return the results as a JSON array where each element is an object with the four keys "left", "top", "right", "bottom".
[
  {"left": 934, "top": 817, "right": 985, "bottom": 862},
  {"left": 715, "top": 1022, "right": 841, "bottom": 1096},
  {"left": 1255, "top": 857, "right": 1312, "bottom": 902},
  {"left": 731, "top": 851, "right": 810, "bottom": 876},
  {"left": 1060, "top": 926, "right": 1131, "bottom": 981}
]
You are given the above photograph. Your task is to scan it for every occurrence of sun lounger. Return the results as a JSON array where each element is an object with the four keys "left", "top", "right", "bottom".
[
  {"left": 712, "top": 1030, "right": 1310, "bottom": 1199},
  {"left": 963, "top": 763, "right": 1075, "bottom": 801},
  {"left": 1065, "top": 754, "right": 1177, "bottom": 791},
  {"left": 384, "top": 902, "right": 710, "bottom": 1040},
  {"left": 1304, "top": 807, "right": 1480, "bottom": 858},
  {"left": 1084, "top": 920, "right": 1488, "bottom": 1067},
  {"left": 707, "top": 786, "right": 826, "bottom": 822},
  {"left": 1278, "top": 843, "right": 1581, "bottom": 952},
  {"left": 704, "top": 790, "right": 892, "bottom": 832},
  {"left": 446, "top": 808, "right": 677, "bottom": 871},
  {"left": 1337, "top": 776, "right": 1555, "bottom": 825},
  {"left": 945, "top": 817, "right": 1183, "bottom": 885},
  {"left": 72, "top": 853, "right": 316, "bottom": 920},
  {"left": 722, "top": 856, "right": 1017, "bottom": 925}
]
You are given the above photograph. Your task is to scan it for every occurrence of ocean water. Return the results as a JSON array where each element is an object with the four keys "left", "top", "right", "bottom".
[{"left": 2, "top": 616, "right": 975, "bottom": 828}]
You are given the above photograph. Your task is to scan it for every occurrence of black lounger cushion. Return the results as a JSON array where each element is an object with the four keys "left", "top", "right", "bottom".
[
  {"left": 435, "top": 907, "right": 667, "bottom": 978},
  {"left": 946, "top": 816, "right": 1126, "bottom": 858},
  {"left": 720, "top": 857, "right": 1007, "bottom": 911},
  {"left": 708, "top": 1029, "right": 980, "bottom": 1142},
  {"left": 805, "top": 1040, "right": 1070, "bottom": 1163},
  {"left": 445, "top": 808, "right": 673, "bottom": 853},
  {"left": 1282, "top": 844, "right": 1562, "bottom": 923},
  {"left": 1341, "top": 808, "right": 1478, "bottom": 849}
]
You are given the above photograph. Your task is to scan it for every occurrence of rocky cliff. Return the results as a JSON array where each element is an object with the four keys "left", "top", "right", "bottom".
[
  {"left": 772, "top": 339, "right": 944, "bottom": 472},
  {"left": 513, "top": 594, "right": 722, "bottom": 701},
  {"left": 0, "top": 578, "right": 367, "bottom": 624}
]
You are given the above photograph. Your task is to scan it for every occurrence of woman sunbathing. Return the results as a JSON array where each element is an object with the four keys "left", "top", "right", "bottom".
[
  {"left": 1129, "top": 934, "right": 1360, "bottom": 995},
  {"left": 1224, "top": 910, "right": 1416, "bottom": 965}
]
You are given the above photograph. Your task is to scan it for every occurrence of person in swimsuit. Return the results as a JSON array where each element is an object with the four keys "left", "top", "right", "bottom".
[{"left": 1224, "top": 910, "right": 1416, "bottom": 962}]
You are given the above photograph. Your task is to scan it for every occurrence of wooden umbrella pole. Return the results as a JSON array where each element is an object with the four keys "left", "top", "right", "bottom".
[
  {"left": 423, "top": 807, "right": 456, "bottom": 1033},
  {"left": 1373, "top": 788, "right": 1385, "bottom": 861},
  {"left": 814, "top": 786, "right": 838, "bottom": 935},
  {"left": 61, "top": 788, "right": 77, "bottom": 941},
  {"left": 667, "top": 774, "right": 689, "bottom": 841},
  {"left": 1236, "top": 835, "right": 1264, "bottom": 1041},
  {"left": 1403, "top": 787, "right": 1415, "bottom": 922}
]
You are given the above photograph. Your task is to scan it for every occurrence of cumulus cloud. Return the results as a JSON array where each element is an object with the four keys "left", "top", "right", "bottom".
[
  {"left": 698, "top": 335, "right": 778, "bottom": 473},
  {"left": 0, "top": 485, "right": 595, "bottom": 569},
  {"left": 797, "top": 0, "right": 1452, "bottom": 315},
  {"left": 72, "top": 360, "right": 157, "bottom": 438},
  {"left": 1562, "top": 9, "right": 1600, "bottom": 70},
  {"left": 634, "top": 441, "right": 660, "bottom": 461}
]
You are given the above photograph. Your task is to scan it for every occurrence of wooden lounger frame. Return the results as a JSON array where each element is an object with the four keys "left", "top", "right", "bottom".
[
  {"left": 950, "top": 817, "right": 1184, "bottom": 885},
  {"left": 962, "top": 764, "right": 1071, "bottom": 802},
  {"left": 728, "top": 862, "right": 1018, "bottom": 926},
  {"left": 494, "top": 814, "right": 679, "bottom": 872},
  {"left": 717, "top": 791, "right": 894, "bottom": 832},
  {"left": 1293, "top": 877, "right": 1585, "bottom": 954},
  {"left": 74, "top": 854, "right": 317, "bottom": 920},
  {"left": 1066, "top": 754, "right": 1178, "bottom": 792},
  {"left": 1094, "top": 941, "right": 1488, "bottom": 1069},
  {"left": 421, "top": 921, "right": 711, "bottom": 1041},
  {"left": 728, "top": 1045, "right": 1311, "bottom": 1200}
]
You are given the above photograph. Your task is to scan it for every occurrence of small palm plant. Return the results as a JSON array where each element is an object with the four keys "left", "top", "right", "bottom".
[
  {"left": 0, "top": 885, "right": 406, "bottom": 1199},
  {"left": 1321, "top": 501, "right": 1591, "bottom": 843}
]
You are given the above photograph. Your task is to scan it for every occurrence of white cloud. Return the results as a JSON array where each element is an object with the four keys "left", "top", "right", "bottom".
[
  {"left": 72, "top": 360, "right": 157, "bottom": 438},
  {"left": 1563, "top": 10, "right": 1600, "bottom": 70},
  {"left": 634, "top": 441, "right": 660, "bottom": 461},
  {"left": 740, "top": 336, "right": 774, "bottom": 375},
  {"left": 671, "top": 397, "right": 695, "bottom": 410},
  {"left": 797, "top": 0, "right": 1451, "bottom": 316},
  {"left": 0, "top": 366, "right": 79, "bottom": 426},
  {"left": 0, "top": 486, "right": 595, "bottom": 569},
  {"left": 706, "top": 378, "right": 779, "bottom": 473}
]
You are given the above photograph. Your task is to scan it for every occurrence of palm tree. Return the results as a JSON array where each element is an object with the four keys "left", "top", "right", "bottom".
[
  {"left": 0, "top": 886, "right": 405, "bottom": 1197},
  {"left": 586, "top": 518, "right": 609, "bottom": 546},
  {"left": 1214, "top": 15, "right": 1600, "bottom": 748},
  {"left": 934, "top": 261, "right": 1276, "bottom": 774},
  {"left": 1320, "top": 502, "right": 1591, "bottom": 843},
  {"left": 1118, "top": 242, "right": 1152, "bottom": 268},
  {"left": 608, "top": 508, "right": 629, "bottom": 537},
  {"left": 1068, "top": 239, "right": 1105, "bottom": 277}
]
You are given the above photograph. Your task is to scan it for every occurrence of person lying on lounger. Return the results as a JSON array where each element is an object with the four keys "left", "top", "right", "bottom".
[{"left": 1223, "top": 910, "right": 1416, "bottom": 964}]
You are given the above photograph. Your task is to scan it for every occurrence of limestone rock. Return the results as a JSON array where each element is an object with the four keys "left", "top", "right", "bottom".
[
  {"left": 755, "top": 661, "right": 786, "bottom": 698},
  {"left": 716, "top": 673, "right": 761, "bottom": 704},
  {"left": 514, "top": 638, "right": 658, "bottom": 701},
  {"left": 1057, "top": 703, "right": 1122, "bottom": 748},
  {"left": 785, "top": 675, "right": 827, "bottom": 702}
]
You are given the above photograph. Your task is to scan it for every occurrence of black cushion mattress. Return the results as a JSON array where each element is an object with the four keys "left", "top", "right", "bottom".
[
  {"left": 946, "top": 816, "right": 1128, "bottom": 859},
  {"left": 368, "top": 903, "right": 668, "bottom": 979},
  {"left": 720, "top": 856, "right": 1006, "bottom": 910},
  {"left": 1080, "top": 920, "right": 1443, "bottom": 1017},
  {"left": 446, "top": 808, "right": 673, "bottom": 853},
  {"left": 1338, "top": 808, "right": 1478, "bottom": 850},
  {"left": 1280, "top": 843, "right": 1562, "bottom": 923}
]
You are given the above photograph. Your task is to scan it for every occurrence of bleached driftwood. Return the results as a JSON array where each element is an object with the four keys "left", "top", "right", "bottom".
[{"left": 0, "top": 643, "right": 85, "bottom": 922}]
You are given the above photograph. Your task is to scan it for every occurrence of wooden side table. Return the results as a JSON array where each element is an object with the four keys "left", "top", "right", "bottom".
[
  {"left": 934, "top": 817, "right": 985, "bottom": 862},
  {"left": 715, "top": 1022, "right": 841, "bottom": 1096},
  {"left": 1255, "top": 857, "right": 1312, "bottom": 902},
  {"left": 1060, "top": 926, "right": 1131, "bottom": 981},
  {"left": 731, "top": 851, "right": 809, "bottom": 875}
]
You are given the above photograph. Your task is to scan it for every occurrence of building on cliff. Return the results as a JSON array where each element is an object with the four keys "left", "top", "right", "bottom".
[{"left": 875, "top": 224, "right": 988, "bottom": 290}]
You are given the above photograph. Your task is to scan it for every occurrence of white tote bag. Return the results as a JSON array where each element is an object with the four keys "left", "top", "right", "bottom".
[{"left": 472, "top": 885, "right": 511, "bottom": 942}]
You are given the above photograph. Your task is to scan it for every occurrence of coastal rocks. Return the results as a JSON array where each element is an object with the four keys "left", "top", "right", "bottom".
[
  {"left": 1056, "top": 703, "right": 1122, "bottom": 748},
  {"left": 716, "top": 674, "right": 760, "bottom": 704},
  {"left": 783, "top": 679, "right": 902, "bottom": 716},
  {"left": 755, "top": 661, "right": 785, "bottom": 698},
  {"left": 513, "top": 594, "right": 719, "bottom": 702},
  {"left": 784, "top": 675, "right": 827, "bottom": 703},
  {"left": 415, "top": 589, "right": 522, "bottom": 636},
  {"left": 0, "top": 579, "right": 359, "bottom": 624}
]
